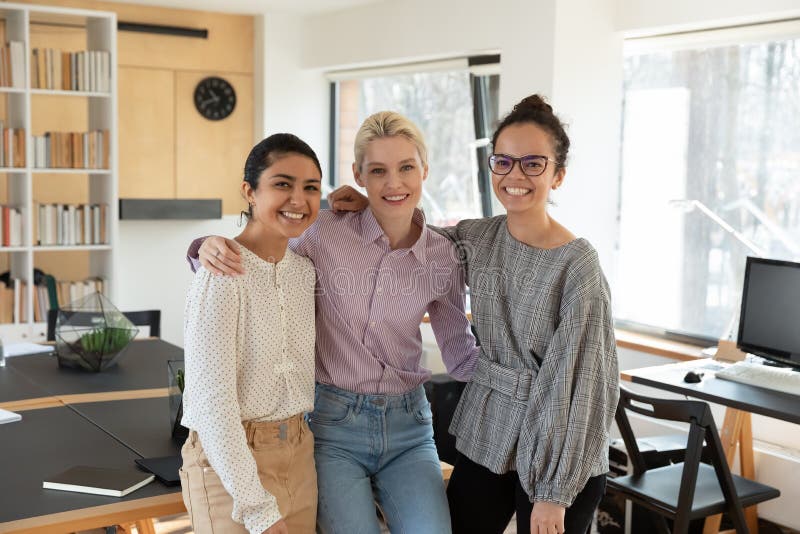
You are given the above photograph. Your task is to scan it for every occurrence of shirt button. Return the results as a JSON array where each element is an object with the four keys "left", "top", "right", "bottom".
[
  {"left": 376, "top": 287, "right": 383, "bottom": 294},
  {"left": 370, "top": 321, "right": 376, "bottom": 327}
]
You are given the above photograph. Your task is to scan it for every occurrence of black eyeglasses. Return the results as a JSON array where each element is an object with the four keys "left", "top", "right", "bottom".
[{"left": 488, "top": 154, "right": 557, "bottom": 177}]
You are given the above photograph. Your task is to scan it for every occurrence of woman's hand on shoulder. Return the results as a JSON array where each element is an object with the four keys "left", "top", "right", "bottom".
[
  {"left": 199, "top": 236, "right": 244, "bottom": 276},
  {"left": 262, "top": 519, "right": 288, "bottom": 534},
  {"left": 328, "top": 185, "right": 368, "bottom": 212},
  {"left": 530, "top": 501, "right": 566, "bottom": 534}
]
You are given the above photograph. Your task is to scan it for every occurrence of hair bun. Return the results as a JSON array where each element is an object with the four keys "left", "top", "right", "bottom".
[{"left": 514, "top": 94, "right": 552, "bottom": 114}]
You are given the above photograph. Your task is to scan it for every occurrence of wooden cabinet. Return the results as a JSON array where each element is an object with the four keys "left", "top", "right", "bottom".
[
  {"left": 118, "top": 67, "right": 174, "bottom": 199},
  {"left": 175, "top": 71, "right": 253, "bottom": 216}
]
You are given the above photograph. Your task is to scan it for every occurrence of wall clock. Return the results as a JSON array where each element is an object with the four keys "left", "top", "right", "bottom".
[{"left": 194, "top": 76, "right": 236, "bottom": 121}]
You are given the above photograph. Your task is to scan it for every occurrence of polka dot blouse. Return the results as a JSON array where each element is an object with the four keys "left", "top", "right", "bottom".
[{"left": 182, "top": 245, "right": 316, "bottom": 533}]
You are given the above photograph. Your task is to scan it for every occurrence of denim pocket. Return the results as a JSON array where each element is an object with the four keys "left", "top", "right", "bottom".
[
  {"left": 413, "top": 399, "right": 433, "bottom": 425},
  {"left": 309, "top": 391, "right": 354, "bottom": 426}
]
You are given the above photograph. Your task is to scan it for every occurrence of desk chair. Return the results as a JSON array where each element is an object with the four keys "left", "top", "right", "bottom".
[
  {"left": 46, "top": 309, "right": 161, "bottom": 341},
  {"left": 609, "top": 385, "right": 780, "bottom": 534}
]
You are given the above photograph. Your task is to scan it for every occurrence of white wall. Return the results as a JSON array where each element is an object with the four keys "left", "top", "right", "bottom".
[
  {"left": 259, "top": 12, "right": 330, "bottom": 171},
  {"left": 302, "top": 0, "right": 558, "bottom": 112},
  {"left": 614, "top": 0, "right": 800, "bottom": 36},
  {"left": 116, "top": 217, "right": 241, "bottom": 346}
]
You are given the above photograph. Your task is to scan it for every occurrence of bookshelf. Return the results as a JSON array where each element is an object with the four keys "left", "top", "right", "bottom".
[{"left": 0, "top": 3, "right": 117, "bottom": 342}]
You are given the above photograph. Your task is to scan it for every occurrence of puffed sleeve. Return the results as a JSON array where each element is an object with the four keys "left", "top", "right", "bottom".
[
  {"left": 427, "top": 253, "right": 479, "bottom": 381},
  {"left": 515, "top": 252, "right": 619, "bottom": 507},
  {"left": 183, "top": 270, "right": 282, "bottom": 532}
]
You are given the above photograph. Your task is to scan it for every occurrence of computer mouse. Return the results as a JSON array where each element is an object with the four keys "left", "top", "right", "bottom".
[{"left": 683, "top": 370, "right": 704, "bottom": 383}]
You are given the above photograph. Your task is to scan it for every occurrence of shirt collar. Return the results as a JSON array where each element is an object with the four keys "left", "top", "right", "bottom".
[{"left": 359, "top": 208, "right": 428, "bottom": 263}]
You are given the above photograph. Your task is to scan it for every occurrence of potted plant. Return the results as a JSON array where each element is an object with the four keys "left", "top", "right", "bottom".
[
  {"left": 168, "top": 359, "right": 189, "bottom": 444},
  {"left": 55, "top": 292, "right": 139, "bottom": 372}
]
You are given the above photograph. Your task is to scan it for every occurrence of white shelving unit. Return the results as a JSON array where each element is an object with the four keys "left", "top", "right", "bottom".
[{"left": 0, "top": 3, "right": 117, "bottom": 342}]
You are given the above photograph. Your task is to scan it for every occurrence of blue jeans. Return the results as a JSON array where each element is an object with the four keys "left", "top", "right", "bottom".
[{"left": 309, "top": 383, "right": 451, "bottom": 534}]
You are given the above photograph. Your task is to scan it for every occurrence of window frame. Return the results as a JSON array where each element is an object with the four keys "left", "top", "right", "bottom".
[{"left": 327, "top": 55, "right": 501, "bottom": 218}]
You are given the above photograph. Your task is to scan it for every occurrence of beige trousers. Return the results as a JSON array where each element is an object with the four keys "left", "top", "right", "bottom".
[{"left": 179, "top": 414, "right": 317, "bottom": 533}]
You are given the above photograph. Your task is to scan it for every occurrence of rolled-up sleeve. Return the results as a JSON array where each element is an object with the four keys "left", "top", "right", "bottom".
[
  {"left": 515, "top": 268, "right": 619, "bottom": 507},
  {"left": 186, "top": 236, "right": 208, "bottom": 272}
]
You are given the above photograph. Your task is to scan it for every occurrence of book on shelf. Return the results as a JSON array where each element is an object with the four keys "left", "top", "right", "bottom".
[
  {"left": 0, "top": 205, "right": 23, "bottom": 247},
  {"left": 32, "top": 130, "right": 108, "bottom": 169},
  {"left": 43, "top": 465, "right": 154, "bottom": 498},
  {"left": 0, "top": 41, "right": 25, "bottom": 89},
  {"left": 0, "top": 122, "right": 26, "bottom": 168},
  {"left": 0, "top": 275, "right": 107, "bottom": 325},
  {"left": 30, "top": 48, "right": 110, "bottom": 92},
  {"left": 35, "top": 203, "right": 108, "bottom": 246}
]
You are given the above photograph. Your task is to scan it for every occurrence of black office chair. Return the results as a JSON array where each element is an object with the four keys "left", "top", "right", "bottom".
[
  {"left": 46, "top": 308, "right": 161, "bottom": 341},
  {"left": 609, "top": 385, "right": 780, "bottom": 534}
]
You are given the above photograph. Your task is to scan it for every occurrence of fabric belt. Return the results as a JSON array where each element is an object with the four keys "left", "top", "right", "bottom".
[{"left": 471, "top": 358, "right": 534, "bottom": 402}]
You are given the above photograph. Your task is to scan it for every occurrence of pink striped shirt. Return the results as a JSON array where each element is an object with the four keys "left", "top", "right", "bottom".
[{"left": 289, "top": 209, "right": 478, "bottom": 394}]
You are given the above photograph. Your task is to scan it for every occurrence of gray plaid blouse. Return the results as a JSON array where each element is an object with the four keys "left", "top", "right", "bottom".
[{"left": 436, "top": 216, "right": 619, "bottom": 508}]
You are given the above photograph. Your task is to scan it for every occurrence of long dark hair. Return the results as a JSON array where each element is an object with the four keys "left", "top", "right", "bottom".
[
  {"left": 491, "top": 94, "right": 570, "bottom": 170},
  {"left": 240, "top": 133, "right": 322, "bottom": 220}
]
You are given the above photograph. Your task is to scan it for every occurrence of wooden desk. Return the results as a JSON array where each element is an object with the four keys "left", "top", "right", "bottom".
[
  {"left": 622, "top": 359, "right": 799, "bottom": 533},
  {"left": 0, "top": 339, "right": 186, "bottom": 534}
]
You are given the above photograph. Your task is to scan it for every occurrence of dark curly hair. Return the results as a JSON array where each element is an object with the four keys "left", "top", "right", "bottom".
[
  {"left": 491, "top": 94, "right": 570, "bottom": 170},
  {"left": 241, "top": 133, "right": 322, "bottom": 220}
]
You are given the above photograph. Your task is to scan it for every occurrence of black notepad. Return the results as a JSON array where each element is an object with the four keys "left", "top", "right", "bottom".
[
  {"left": 135, "top": 455, "right": 182, "bottom": 486},
  {"left": 43, "top": 465, "right": 155, "bottom": 497}
]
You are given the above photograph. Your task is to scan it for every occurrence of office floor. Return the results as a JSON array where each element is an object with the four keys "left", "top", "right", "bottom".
[
  {"left": 79, "top": 515, "right": 798, "bottom": 534},
  {"left": 121, "top": 513, "right": 587, "bottom": 533}
]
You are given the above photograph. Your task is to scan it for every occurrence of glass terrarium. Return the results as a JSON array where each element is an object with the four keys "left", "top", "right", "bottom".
[
  {"left": 55, "top": 292, "right": 139, "bottom": 372},
  {"left": 168, "top": 359, "right": 189, "bottom": 444}
]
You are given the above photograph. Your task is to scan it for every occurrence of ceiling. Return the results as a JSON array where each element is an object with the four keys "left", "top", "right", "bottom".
[{"left": 103, "top": 0, "right": 388, "bottom": 15}]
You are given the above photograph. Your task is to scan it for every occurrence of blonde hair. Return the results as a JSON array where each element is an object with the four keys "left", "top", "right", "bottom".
[{"left": 353, "top": 111, "right": 428, "bottom": 171}]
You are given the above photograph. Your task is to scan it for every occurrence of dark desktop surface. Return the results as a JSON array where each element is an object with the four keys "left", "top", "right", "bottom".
[
  {"left": 0, "top": 405, "right": 179, "bottom": 524},
  {"left": 5, "top": 338, "right": 183, "bottom": 398}
]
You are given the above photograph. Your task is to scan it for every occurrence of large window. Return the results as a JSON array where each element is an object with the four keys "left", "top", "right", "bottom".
[
  {"left": 617, "top": 22, "right": 800, "bottom": 340},
  {"left": 329, "top": 58, "right": 500, "bottom": 227}
]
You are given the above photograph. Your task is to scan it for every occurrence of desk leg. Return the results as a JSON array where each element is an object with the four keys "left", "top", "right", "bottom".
[
  {"left": 703, "top": 408, "right": 750, "bottom": 534},
  {"left": 739, "top": 412, "right": 759, "bottom": 533}
]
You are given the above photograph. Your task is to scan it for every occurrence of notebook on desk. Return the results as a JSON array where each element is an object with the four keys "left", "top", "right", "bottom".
[{"left": 43, "top": 465, "right": 155, "bottom": 497}]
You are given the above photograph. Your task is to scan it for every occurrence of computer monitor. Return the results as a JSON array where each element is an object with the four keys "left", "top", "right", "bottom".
[{"left": 737, "top": 256, "right": 800, "bottom": 368}]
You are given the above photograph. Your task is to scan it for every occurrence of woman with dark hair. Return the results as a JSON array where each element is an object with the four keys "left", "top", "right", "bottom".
[
  {"left": 330, "top": 95, "right": 619, "bottom": 534},
  {"left": 181, "top": 133, "right": 322, "bottom": 534}
]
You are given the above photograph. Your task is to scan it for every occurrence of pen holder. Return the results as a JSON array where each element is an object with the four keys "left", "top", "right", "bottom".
[{"left": 168, "top": 359, "right": 189, "bottom": 444}]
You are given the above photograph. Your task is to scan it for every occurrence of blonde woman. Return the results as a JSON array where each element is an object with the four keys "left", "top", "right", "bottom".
[
  {"left": 190, "top": 112, "right": 479, "bottom": 534},
  {"left": 182, "top": 134, "right": 322, "bottom": 533},
  {"left": 330, "top": 96, "right": 619, "bottom": 534}
]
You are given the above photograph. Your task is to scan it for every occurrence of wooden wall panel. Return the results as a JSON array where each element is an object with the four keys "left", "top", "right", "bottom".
[
  {"left": 175, "top": 71, "right": 253, "bottom": 216},
  {"left": 16, "top": 0, "right": 254, "bottom": 73},
  {"left": 118, "top": 67, "right": 174, "bottom": 198}
]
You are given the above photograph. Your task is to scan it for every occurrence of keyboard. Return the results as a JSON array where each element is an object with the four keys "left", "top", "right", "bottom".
[{"left": 715, "top": 361, "right": 800, "bottom": 395}]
